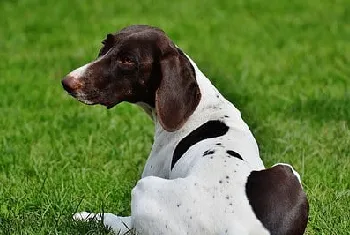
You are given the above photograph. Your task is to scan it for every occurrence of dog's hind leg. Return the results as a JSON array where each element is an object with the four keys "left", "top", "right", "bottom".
[{"left": 73, "top": 212, "right": 132, "bottom": 234}]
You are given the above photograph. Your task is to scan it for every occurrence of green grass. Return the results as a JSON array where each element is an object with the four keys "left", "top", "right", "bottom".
[{"left": 0, "top": 0, "right": 349, "bottom": 234}]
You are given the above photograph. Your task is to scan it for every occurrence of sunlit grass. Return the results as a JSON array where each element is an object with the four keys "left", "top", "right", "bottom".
[{"left": 0, "top": 0, "right": 349, "bottom": 234}]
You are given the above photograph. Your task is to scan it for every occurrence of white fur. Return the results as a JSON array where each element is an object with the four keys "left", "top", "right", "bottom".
[
  {"left": 272, "top": 163, "right": 302, "bottom": 185},
  {"left": 68, "top": 51, "right": 109, "bottom": 79},
  {"left": 68, "top": 63, "right": 90, "bottom": 78},
  {"left": 73, "top": 57, "right": 301, "bottom": 235}
]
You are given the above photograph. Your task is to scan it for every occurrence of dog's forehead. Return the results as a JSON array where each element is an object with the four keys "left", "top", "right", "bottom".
[
  {"left": 113, "top": 26, "right": 165, "bottom": 41},
  {"left": 108, "top": 25, "right": 171, "bottom": 51},
  {"left": 118, "top": 25, "right": 164, "bottom": 34}
]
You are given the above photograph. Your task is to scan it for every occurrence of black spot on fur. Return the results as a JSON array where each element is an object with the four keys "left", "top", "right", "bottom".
[
  {"left": 224, "top": 115, "right": 229, "bottom": 118},
  {"left": 203, "top": 149, "right": 215, "bottom": 156},
  {"left": 216, "top": 143, "right": 222, "bottom": 146},
  {"left": 171, "top": 120, "right": 229, "bottom": 169},
  {"left": 226, "top": 150, "right": 243, "bottom": 160}
]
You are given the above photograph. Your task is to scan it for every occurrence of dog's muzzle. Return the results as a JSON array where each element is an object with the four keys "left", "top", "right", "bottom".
[{"left": 62, "top": 76, "right": 82, "bottom": 95}]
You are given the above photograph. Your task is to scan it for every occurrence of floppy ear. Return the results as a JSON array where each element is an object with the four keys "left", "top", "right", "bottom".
[{"left": 155, "top": 48, "right": 201, "bottom": 132}]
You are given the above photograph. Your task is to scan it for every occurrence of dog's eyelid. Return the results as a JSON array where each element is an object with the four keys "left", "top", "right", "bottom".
[
  {"left": 116, "top": 55, "right": 136, "bottom": 65},
  {"left": 119, "top": 57, "right": 134, "bottom": 64},
  {"left": 117, "top": 53, "right": 137, "bottom": 63}
]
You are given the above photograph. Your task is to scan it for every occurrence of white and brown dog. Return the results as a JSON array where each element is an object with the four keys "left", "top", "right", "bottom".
[{"left": 62, "top": 25, "right": 308, "bottom": 235}]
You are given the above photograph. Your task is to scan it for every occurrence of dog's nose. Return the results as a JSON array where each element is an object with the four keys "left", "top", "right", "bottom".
[{"left": 62, "top": 76, "right": 81, "bottom": 93}]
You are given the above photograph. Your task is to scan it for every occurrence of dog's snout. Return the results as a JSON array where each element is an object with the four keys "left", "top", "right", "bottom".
[{"left": 62, "top": 76, "right": 82, "bottom": 93}]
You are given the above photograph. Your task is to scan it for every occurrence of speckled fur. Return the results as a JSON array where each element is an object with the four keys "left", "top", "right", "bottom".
[{"left": 72, "top": 55, "right": 303, "bottom": 235}]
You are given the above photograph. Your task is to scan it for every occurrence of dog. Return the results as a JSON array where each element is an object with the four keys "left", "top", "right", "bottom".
[{"left": 62, "top": 25, "right": 308, "bottom": 235}]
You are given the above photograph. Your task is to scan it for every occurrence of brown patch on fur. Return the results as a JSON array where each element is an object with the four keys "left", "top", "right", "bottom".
[
  {"left": 62, "top": 25, "right": 201, "bottom": 131},
  {"left": 246, "top": 165, "right": 309, "bottom": 235}
]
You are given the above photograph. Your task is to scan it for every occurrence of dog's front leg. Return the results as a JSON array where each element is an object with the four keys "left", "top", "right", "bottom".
[{"left": 73, "top": 212, "right": 132, "bottom": 234}]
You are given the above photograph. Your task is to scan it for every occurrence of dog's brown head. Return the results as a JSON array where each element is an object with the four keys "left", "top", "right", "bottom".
[{"left": 62, "top": 25, "right": 201, "bottom": 131}]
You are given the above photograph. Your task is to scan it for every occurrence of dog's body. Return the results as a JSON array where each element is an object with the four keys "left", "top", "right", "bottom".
[{"left": 62, "top": 25, "right": 308, "bottom": 235}]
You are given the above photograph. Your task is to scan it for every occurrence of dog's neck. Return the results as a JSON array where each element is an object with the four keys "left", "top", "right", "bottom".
[
  {"left": 139, "top": 57, "right": 250, "bottom": 136},
  {"left": 138, "top": 57, "right": 251, "bottom": 178}
]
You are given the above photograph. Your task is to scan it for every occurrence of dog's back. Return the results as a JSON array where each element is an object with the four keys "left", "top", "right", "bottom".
[{"left": 62, "top": 25, "right": 308, "bottom": 235}]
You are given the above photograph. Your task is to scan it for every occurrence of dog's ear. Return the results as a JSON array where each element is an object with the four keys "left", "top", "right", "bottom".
[{"left": 155, "top": 47, "right": 201, "bottom": 132}]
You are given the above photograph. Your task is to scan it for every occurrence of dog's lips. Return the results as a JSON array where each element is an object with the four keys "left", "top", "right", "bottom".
[
  {"left": 64, "top": 90, "right": 96, "bottom": 105},
  {"left": 63, "top": 89, "right": 120, "bottom": 108},
  {"left": 65, "top": 90, "right": 77, "bottom": 98},
  {"left": 63, "top": 90, "right": 80, "bottom": 100}
]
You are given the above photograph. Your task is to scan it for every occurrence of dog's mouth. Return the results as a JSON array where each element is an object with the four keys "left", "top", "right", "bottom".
[
  {"left": 62, "top": 78, "right": 122, "bottom": 109},
  {"left": 65, "top": 90, "right": 120, "bottom": 109},
  {"left": 66, "top": 91, "right": 95, "bottom": 105}
]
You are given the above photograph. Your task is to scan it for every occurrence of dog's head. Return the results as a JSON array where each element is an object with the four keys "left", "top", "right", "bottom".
[{"left": 62, "top": 25, "right": 201, "bottom": 131}]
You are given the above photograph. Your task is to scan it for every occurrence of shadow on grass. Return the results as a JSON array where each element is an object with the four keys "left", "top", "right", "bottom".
[
  {"left": 0, "top": 215, "right": 113, "bottom": 234},
  {"left": 69, "top": 220, "right": 114, "bottom": 234},
  {"left": 72, "top": 220, "right": 135, "bottom": 235}
]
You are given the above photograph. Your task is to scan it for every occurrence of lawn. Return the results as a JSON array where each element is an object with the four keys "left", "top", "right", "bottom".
[{"left": 0, "top": 0, "right": 349, "bottom": 234}]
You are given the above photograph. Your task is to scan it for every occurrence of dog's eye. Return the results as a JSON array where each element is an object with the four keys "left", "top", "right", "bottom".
[{"left": 118, "top": 56, "right": 134, "bottom": 65}]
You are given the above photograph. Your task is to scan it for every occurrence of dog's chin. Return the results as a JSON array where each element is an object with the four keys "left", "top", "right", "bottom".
[
  {"left": 68, "top": 92, "right": 97, "bottom": 106},
  {"left": 78, "top": 98, "right": 119, "bottom": 108},
  {"left": 71, "top": 98, "right": 94, "bottom": 106},
  {"left": 66, "top": 91, "right": 121, "bottom": 109}
]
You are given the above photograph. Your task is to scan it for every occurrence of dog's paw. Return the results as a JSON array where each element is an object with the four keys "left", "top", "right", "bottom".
[
  {"left": 73, "top": 212, "right": 132, "bottom": 234},
  {"left": 73, "top": 212, "right": 101, "bottom": 221}
]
